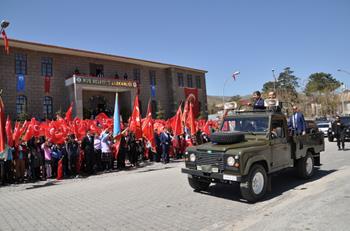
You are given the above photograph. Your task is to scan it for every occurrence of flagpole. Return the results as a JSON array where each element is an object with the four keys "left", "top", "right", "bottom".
[{"left": 222, "top": 71, "right": 240, "bottom": 106}]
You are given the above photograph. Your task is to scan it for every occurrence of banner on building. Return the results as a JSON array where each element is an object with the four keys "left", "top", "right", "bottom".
[
  {"left": 151, "top": 85, "right": 156, "bottom": 98},
  {"left": 44, "top": 76, "right": 51, "bottom": 93},
  {"left": 17, "top": 75, "right": 25, "bottom": 92},
  {"left": 184, "top": 87, "right": 199, "bottom": 118}
]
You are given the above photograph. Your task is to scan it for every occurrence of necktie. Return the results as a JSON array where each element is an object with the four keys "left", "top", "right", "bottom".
[{"left": 293, "top": 113, "right": 298, "bottom": 129}]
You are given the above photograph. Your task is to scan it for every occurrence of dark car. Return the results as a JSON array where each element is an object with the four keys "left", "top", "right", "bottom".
[{"left": 327, "top": 116, "right": 350, "bottom": 142}]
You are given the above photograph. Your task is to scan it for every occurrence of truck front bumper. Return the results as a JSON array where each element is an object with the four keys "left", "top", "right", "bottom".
[{"left": 181, "top": 168, "right": 242, "bottom": 182}]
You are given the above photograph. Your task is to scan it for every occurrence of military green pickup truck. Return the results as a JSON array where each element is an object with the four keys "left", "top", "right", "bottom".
[{"left": 181, "top": 110, "right": 324, "bottom": 202}]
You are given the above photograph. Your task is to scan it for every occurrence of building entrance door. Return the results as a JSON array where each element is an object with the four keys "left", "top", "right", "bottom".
[{"left": 89, "top": 95, "right": 112, "bottom": 118}]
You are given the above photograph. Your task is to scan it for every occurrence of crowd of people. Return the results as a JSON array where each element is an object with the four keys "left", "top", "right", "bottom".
[
  {"left": 0, "top": 125, "right": 211, "bottom": 185},
  {"left": 0, "top": 89, "right": 312, "bottom": 186}
]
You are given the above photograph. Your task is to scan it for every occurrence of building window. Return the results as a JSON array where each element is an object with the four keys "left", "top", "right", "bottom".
[
  {"left": 89, "top": 63, "right": 104, "bottom": 77},
  {"left": 195, "top": 76, "right": 201, "bottom": 89},
  {"left": 16, "top": 95, "right": 27, "bottom": 115},
  {"left": 15, "top": 53, "right": 27, "bottom": 75},
  {"left": 177, "top": 73, "right": 184, "bottom": 87},
  {"left": 41, "top": 57, "right": 53, "bottom": 76},
  {"left": 187, "top": 74, "right": 193, "bottom": 88},
  {"left": 43, "top": 96, "right": 53, "bottom": 119},
  {"left": 149, "top": 70, "right": 156, "bottom": 86},
  {"left": 133, "top": 68, "right": 141, "bottom": 83},
  {"left": 114, "top": 72, "right": 119, "bottom": 79},
  {"left": 151, "top": 100, "right": 158, "bottom": 118}
]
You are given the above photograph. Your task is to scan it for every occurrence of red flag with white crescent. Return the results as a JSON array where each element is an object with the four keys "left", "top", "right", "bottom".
[
  {"left": 184, "top": 87, "right": 199, "bottom": 118},
  {"left": 129, "top": 95, "right": 142, "bottom": 139},
  {"left": 174, "top": 103, "right": 183, "bottom": 136},
  {"left": 1, "top": 31, "right": 9, "bottom": 55},
  {"left": 142, "top": 100, "right": 156, "bottom": 151},
  {"left": 5, "top": 116, "right": 13, "bottom": 147},
  {"left": 0, "top": 97, "right": 6, "bottom": 152}
]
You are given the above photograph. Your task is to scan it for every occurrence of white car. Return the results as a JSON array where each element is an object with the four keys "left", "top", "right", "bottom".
[{"left": 317, "top": 122, "right": 331, "bottom": 137}]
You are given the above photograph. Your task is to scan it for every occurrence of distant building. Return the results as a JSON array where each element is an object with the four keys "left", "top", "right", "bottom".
[{"left": 0, "top": 39, "right": 208, "bottom": 120}]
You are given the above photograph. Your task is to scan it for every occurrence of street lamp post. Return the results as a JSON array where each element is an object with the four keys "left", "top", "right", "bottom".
[
  {"left": 222, "top": 71, "right": 240, "bottom": 106},
  {"left": 338, "top": 69, "right": 350, "bottom": 76},
  {"left": 0, "top": 20, "right": 10, "bottom": 96},
  {"left": 0, "top": 20, "right": 10, "bottom": 33},
  {"left": 272, "top": 69, "right": 277, "bottom": 92}
]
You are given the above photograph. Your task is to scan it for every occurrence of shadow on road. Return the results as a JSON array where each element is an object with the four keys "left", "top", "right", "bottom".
[
  {"left": 196, "top": 168, "right": 337, "bottom": 203},
  {"left": 25, "top": 181, "right": 58, "bottom": 190}
]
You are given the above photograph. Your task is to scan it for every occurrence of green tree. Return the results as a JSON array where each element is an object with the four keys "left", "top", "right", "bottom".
[
  {"left": 262, "top": 81, "right": 277, "bottom": 94},
  {"left": 261, "top": 67, "right": 299, "bottom": 102},
  {"left": 304, "top": 72, "right": 341, "bottom": 116},
  {"left": 277, "top": 67, "right": 299, "bottom": 101},
  {"left": 305, "top": 72, "right": 341, "bottom": 95}
]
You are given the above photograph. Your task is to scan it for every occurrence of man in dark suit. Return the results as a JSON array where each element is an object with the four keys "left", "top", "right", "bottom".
[
  {"left": 81, "top": 130, "right": 95, "bottom": 174},
  {"left": 249, "top": 91, "right": 266, "bottom": 110},
  {"left": 288, "top": 105, "right": 306, "bottom": 135},
  {"left": 160, "top": 127, "right": 171, "bottom": 164},
  {"left": 332, "top": 116, "right": 345, "bottom": 150}
]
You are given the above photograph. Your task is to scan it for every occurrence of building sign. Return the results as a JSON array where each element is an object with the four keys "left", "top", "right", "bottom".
[{"left": 74, "top": 75, "right": 138, "bottom": 88}]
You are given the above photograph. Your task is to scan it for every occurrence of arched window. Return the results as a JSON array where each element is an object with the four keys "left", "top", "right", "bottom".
[
  {"left": 43, "top": 96, "right": 53, "bottom": 119},
  {"left": 16, "top": 95, "right": 27, "bottom": 115}
]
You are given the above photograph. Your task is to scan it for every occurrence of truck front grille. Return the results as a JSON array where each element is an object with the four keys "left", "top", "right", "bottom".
[{"left": 196, "top": 152, "right": 225, "bottom": 170}]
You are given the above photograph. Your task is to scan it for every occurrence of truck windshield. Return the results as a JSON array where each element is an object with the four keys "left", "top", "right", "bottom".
[{"left": 221, "top": 116, "right": 269, "bottom": 133}]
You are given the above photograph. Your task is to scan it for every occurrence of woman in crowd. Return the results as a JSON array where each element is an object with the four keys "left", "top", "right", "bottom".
[
  {"left": 100, "top": 130, "right": 112, "bottom": 171},
  {"left": 41, "top": 139, "right": 52, "bottom": 179}
]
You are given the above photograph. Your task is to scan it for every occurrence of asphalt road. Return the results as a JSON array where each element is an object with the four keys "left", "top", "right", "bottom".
[{"left": 0, "top": 139, "right": 349, "bottom": 231}]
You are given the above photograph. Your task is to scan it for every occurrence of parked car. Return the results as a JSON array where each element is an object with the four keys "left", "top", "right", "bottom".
[{"left": 317, "top": 122, "right": 331, "bottom": 137}]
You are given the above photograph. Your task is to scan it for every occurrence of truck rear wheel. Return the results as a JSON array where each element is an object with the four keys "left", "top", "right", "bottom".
[
  {"left": 240, "top": 164, "right": 267, "bottom": 203},
  {"left": 296, "top": 152, "right": 314, "bottom": 179},
  {"left": 188, "top": 177, "right": 210, "bottom": 191}
]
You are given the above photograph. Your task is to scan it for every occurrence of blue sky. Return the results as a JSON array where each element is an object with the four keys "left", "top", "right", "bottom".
[{"left": 2, "top": 0, "right": 350, "bottom": 96}]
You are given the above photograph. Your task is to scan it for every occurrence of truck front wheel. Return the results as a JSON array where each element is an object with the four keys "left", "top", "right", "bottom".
[
  {"left": 188, "top": 176, "right": 210, "bottom": 191},
  {"left": 296, "top": 152, "right": 314, "bottom": 179},
  {"left": 240, "top": 164, "right": 268, "bottom": 203}
]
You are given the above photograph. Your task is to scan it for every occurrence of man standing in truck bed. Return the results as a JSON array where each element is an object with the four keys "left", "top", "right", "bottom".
[{"left": 288, "top": 105, "right": 306, "bottom": 136}]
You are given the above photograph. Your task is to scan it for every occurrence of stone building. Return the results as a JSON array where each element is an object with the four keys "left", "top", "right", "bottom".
[{"left": 0, "top": 38, "right": 207, "bottom": 121}]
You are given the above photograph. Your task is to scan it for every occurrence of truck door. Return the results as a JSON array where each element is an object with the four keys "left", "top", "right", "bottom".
[{"left": 270, "top": 117, "right": 292, "bottom": 170}]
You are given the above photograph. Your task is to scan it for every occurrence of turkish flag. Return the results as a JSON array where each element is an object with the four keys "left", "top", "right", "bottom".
[
  {"left": 184, "top": 88, "right": 199, "bottom": 118},
  {"left": 65, "top": 102, "right": 73, "bottom": 122},
  {"left": 1, "top": 31, "right": 9, "bottom": 55},
  {"left": 112, "top": 135, "right": 122, "bottom": 159},
  {"left": 0, "top": 97, "right": 6, "bottom": 152},
  {"left": 173, "top": 104, "right": 183, "bottom": 136},
  {"left": 182, "top": 100, "right": 189, "bottom": 124},
  {"left": 56, "top": 158, "right": 63, "bottom": 180},
  {"left": 186, "top": 103, "right": 197, "bottom": 136},
  {"left": 5, "top": 116, "right": 13, "bottom": 147},
  {"left": 129, "top": 95, "right": 142, "bottom": 139},
  {"left": 142, "top": 100, "right": 156, "bottom": 151},
  {"left": 44, "top": 76, "right": 51, "bottom": 93}
]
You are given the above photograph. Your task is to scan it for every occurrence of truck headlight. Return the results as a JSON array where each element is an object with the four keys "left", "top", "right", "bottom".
[
  {"left": 189, "top": 153, "right": 196, "bottom": 162},
  {"left": 227, "top": 156, "right": 235, "bottom": 166}
]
